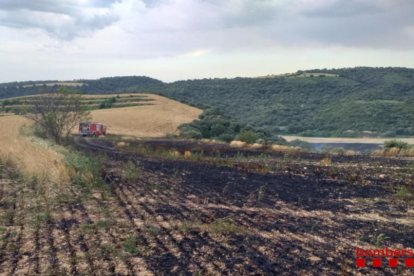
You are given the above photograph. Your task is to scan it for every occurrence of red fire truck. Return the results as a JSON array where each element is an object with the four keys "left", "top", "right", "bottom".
[{"left": 79, "top": 122, "right": 107, "bottom": 137}]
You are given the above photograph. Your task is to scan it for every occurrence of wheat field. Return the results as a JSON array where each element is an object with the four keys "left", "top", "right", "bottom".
[
  {"left": 88, "top": 93, "right": 202, "bottom": 137},
  {"left": 0, "top": 115, "right": 69, "bottom": 183}
]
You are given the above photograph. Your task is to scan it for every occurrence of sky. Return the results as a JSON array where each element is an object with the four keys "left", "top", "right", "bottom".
[{"left": 0, "top": 0, "right": 413, "bottom": 83}]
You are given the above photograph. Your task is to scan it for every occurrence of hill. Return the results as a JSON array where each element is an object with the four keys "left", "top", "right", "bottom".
[
  {"left": 87, "top": 93, "right": 202, "bottom": 137},
  {"left": 0, "top": 93, "right": 202, "bottom": 138},
  {"left": 1, "top": 67, "right": 414, "bottom": 137}
]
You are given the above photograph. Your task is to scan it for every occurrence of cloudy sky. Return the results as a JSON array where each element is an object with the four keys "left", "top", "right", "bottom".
[{"left": 0, "top": 0, "right": 413, "bottom": 82}]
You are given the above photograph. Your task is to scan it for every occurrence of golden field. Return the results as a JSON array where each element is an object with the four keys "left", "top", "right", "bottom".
[
  {"left": 87, "top": 93, "right": 202, "bottom": 137},
  {"left": 0, "top": 115, "right": 69, "bottom": 183},
  {"left": 3, "top": 93, "right": 202, "bottom": 138}
]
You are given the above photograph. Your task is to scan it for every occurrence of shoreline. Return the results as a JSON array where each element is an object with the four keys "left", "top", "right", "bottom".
[{"left": 282, "top": 136, "right": 414, "bottom": 145}]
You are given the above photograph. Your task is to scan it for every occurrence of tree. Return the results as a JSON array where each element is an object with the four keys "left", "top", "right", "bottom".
[{"left": 30, "top": 88, "right": 90, "bottom": 144}]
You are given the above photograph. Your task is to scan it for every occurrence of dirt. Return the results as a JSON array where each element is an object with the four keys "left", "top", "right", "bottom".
[{"left": 1, "top": 137, "right": 414, "bottom": 275}]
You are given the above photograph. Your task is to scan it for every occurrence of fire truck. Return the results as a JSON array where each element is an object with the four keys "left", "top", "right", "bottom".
[{"left": 79, "top": 122, "right": 107, "bottom": 137}]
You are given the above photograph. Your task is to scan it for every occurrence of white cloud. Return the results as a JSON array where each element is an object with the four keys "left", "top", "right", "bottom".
[
  {"left": 0, "top": 0, "right": 119, "bottom": 39},
  {"left": 0, "top": 0, "right": 413, "bottom": 82}
]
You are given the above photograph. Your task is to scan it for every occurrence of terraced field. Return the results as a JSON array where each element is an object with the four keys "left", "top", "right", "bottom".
[
  {"left": 0, "top": 93, "right": 202, "bottom": 138},
  {"left": 0, "top": 94, "right": 153, "bottom": 113}
]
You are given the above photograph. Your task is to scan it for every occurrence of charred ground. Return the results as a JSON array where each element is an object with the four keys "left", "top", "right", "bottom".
[{"left": 1, "top": 137, "right": 414, "bottom": 275}]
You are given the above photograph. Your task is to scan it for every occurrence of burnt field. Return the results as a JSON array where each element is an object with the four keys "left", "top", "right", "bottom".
[{"left": 1, "top": 138, "right": 414, "bottom": 275}]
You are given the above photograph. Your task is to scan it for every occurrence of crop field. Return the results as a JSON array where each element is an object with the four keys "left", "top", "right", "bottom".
[
  {"left": 88, "top": 94, "right": 202, "bottom": 137},
  {"left": 0, "top": 93, "right": 153, "bottom": 114},
  {"left": 0, "top": 115, "right": 69, "bottom": 183},
  {"left": 1, "top": 136, "right": 413, "bottom": 275},
  {"left": 0, "top": 93, "right": 202, "bottom": 137}
]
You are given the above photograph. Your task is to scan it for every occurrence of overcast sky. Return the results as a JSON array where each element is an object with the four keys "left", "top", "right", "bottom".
[{"left": 0, "top": 0, "right": 413, "bottom": 82}]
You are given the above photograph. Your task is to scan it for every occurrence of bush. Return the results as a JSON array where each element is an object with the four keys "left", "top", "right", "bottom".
[
  {"left": 99, "top": 97, "right": 116, "bottom": 109},
  {"left": 178, "top": 109, "right": 241, "bottom": 142},
  {"left": 384, "top": 140, "right": 410, "bottom": 150},
  {"left": 178, "top": 124, "right": 203, "bottom": 139},
  {"left": 178, "top": 109, "right": 278, "bottom": 143},
  {"left": 64, "top": 151, "right": 105, "bottom": 189},
  {"left": 236, "top": 129, "right": 260, "bottom": 144}
]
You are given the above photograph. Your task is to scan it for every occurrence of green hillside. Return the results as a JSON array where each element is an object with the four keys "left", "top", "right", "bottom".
[{"left": 1, "top": 67, "right": 414, "bottom": 137}]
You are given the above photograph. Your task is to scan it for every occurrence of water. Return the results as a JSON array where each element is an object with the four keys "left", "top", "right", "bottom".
[{"left": 309, "top": 142, "right": 381, "bottom": 153}]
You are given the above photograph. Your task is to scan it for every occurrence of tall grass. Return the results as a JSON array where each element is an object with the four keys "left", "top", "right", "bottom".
[
  {"left": 372, "top": 140, "right": 414, "bottom": 157},
  {"left": 0, "top": 115, "right": 70, "bottom": 183}
]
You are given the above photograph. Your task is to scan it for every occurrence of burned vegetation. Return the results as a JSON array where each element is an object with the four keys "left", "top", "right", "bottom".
[{"left": 1, "top": 137, "right": 414, "bottom": 275}]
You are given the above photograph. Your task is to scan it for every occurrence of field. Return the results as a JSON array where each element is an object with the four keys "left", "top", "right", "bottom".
[
  {"left": 1, "top": 91, "right": 413, "bottom": 274},
  {"left": 21, "top": 82, "right": 84, "bottom": 88},
  {"left": 1, "top": 135, "right": 413, "bottom": 275},
  {"left": 1, "top": 93, "right": 202, "bottom": 137},
  {"left": 0, "top": 93, "right": 153, "bottom": 113},
  {"left": 88, "top": 94, "right": 202, "bottom": 137},
  {"left": 0, "top": 115, "right": 69, "bottom": 183}
]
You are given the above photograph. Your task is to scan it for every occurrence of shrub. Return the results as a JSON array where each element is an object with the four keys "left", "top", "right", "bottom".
[
  {"left": 99, "top": 97, "right": 116, "bottom": 109},
  {"left": 123, "top": 236, "right": 140, "bottom": 255},
  {"left": 178, "top": 125, "right": 202, "bottom": 139},
  {"left": 64, "top": 151, "right": 104, "bottom": 189},
  {"left": 124, "top": 160, "right": 141, "bottom": 181},
  {"left": 236, "top": 129, "right": 260, "bottom": 144},
  {"left": 384, "top": 140, "right": 410, "bottom": 150}
]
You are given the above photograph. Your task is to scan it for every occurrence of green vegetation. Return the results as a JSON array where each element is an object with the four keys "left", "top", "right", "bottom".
[
  {"left": 64, "top": 150, "right": 106, "bottom": 193},
  {"left": 124, "top": 160, "right": 141, "bottom": 181},
  {"left": 0, "top": 93, "right": 153, "bottom": 114},
  {"left": 179, "top": 109, "right": 279, "bottom": 142},
  {"left": 375, "top": 233, "right": 390, "bottom": 247},
  {"left": 30, "top": 88, "right": 90, "bottom": 144},
  {"left": 2, "top": 67, "right": 414, "bottom": 137},
  {"left": 384, "top": 140, "right": 410, "bottom": 150},
  {"left": 99, "top": 97, "right": 116, "bottom": 109},
  {"left": 207, "top": 217, "right": 243, "bottom": 235},
  {"left": 157, "top": 67, "right": 414, "bottom": 137},
  {"left": 122, "top": 235, "right": 140, "bottom": 255},
  {"left": 395, "top": 185, "right": 414, "bottom": 201}
]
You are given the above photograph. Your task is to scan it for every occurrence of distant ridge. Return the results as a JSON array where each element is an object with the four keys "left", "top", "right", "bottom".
[{"left": 1, "top": 67, "right": 414, "bottom": 137}]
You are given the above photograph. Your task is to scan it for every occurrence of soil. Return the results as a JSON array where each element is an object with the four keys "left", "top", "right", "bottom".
[{"left": 1, "top": 137, "right": 413, "bottom": 275}]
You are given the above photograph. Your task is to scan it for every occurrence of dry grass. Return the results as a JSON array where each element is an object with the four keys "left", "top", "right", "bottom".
[
  {"left": 0, "top": 115, "right": 70, "bottom": 183},
  {"left": 249, "top": 143, "right": 264, "bottom": 149},
  {"left": 229, "top": 140, "right": 247, "bottom": 148},
  {"left": 270, "top": 144, "right": 302, "bottom": 153},
  {"left": 372, "top": 147, "right": 414, "bottom": 157},
  {"left": 4, "top": 93, "right": 201, "bottom": 138},
  {"left": 86, "top": 94, "right": 202, "bottom": 137}
]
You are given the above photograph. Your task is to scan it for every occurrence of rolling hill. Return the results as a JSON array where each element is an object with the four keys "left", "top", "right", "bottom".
[
  {"left": 88, "top": 94, "right": 202, "bottom": 137},
  {"left": 1, "top": 67, "right": 414, "bottom": 137}
]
